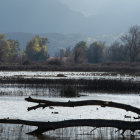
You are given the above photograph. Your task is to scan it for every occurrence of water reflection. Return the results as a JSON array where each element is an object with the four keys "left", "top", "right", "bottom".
[
  {"left": 0, "top": 83, "right": 88, "bottom": 97},
  {"left": 0, "top": 124, "right": 140, "bottom": 140}
]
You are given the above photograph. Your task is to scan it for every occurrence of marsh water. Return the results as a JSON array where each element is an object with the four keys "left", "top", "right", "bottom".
[
  {"left": 0, "top": 71, "right": 140, "bottom": 81},
  {"left": 0, "top": 71, "right": 140, "bottom": 140}
]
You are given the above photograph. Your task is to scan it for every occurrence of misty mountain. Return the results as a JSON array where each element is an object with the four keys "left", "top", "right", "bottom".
[
  {"left": 5, "top": 32, "right": 121, "bottom": 56},
  {"left": 1, "top": 0, "right": 138, "bottom": 55},
  {"left": 0, "top": 0, "right": 140, "bottom": 35},
  {"left": 0, "top": 0, "right": 86, "bottom": 34}
]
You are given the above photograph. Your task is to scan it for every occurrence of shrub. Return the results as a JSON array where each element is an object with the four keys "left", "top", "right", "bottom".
[
  {"left": 60, "top": 85, "right": 79, "bottom": 97},
  {"left": 57, "top": 74, "right": 66, "bottom": 77}
]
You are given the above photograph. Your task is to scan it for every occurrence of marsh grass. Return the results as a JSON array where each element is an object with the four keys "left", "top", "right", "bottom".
[
  {"left": 60, "top": 85, "right": 79, "bottom": 97},
  {"left": 0, "top": 78, "right": 139, "bottom": 97},
  {"left": 0, "top": 79, "right": 140, "bottom": 97}
]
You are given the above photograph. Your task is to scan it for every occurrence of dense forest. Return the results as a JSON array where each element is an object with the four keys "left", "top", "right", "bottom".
[{"left": 0, "top": 25, "right": 140, "bottom": 65}]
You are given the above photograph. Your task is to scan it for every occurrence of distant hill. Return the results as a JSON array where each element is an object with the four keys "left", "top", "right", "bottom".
[
  {"left": 5, "top": 32, "right": 121, "bottom": 56},
  {"left": 0, "top": 0, "right": 140, "bottom": 35},
  {"left": 0, "top": 0, "right": 87, "bottom": 34}
]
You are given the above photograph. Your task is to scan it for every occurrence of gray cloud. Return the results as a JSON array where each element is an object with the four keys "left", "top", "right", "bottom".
[
  {"left": 0, "top": 0, "right": 140, "bottom": 35},
  {"left": 58, "top": 0, "right": 140, "bottom": 16}
]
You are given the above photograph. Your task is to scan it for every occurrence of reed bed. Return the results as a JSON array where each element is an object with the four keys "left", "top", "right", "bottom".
[
  {"left": 0, "top": 78, "right": 140, "bottom": 97},
  {"left": 0, "top": 78, "right": 139, "bottom": 93}
]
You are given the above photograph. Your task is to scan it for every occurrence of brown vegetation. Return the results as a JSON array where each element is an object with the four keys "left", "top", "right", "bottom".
[
  {"left": 0, "top": 77, "right": 139, "bottom": 93},
  {"left": 0, "top": 62, "right": 140, "bottom": 73}
]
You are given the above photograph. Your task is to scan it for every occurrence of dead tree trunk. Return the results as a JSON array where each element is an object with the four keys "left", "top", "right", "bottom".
[
  {"left": 25, "top": 96, "right": 140, "bottom": 115},
  {"left": 0, "top": 119, "right": 140, "bottom": 135}
]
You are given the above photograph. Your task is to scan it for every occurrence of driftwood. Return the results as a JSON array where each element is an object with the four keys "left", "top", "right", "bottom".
[
  {"left": 25, "top": 97, "right": 140, "bottom": 115},
  {"left": 0, "top": 119, "right": 140, "bottom": 135},
  {"left": 1, "top": 97, "right": 140, "bottom": 136}
]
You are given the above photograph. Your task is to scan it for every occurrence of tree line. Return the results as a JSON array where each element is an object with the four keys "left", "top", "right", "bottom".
[
  {"left": 0, "top": 25, "right": 140, "bottom": 65},
  {"left": 0, "top": 35, "right": 48, "bottom": 64},
  {"left": 58, "top": 25, "right": 140, "bottom": 64}
]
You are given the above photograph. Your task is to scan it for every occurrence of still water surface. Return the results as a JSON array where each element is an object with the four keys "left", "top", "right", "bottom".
[
  {"left": 0, "top": 71, "right": 140, "bottom": 139},
  {"left": 0, "top": 94, "right": 140, "bottom": 140}
]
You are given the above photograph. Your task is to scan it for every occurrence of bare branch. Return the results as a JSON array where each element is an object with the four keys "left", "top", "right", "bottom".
[
  {"left": 0, "top": 119, "right": 140, "bottom": 135},
  {"left": 25, "top": 97, "right": 140, "bottom": 115}
]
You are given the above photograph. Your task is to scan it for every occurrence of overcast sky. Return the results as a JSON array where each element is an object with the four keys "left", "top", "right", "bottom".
[
  {"left": 58, "top": 0, "right": 140, "bottom": 16},
  {"left": 0, "top": 0, "right": 140, "bottom": 35}
]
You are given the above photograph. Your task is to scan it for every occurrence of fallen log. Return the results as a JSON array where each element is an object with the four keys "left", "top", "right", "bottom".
[
  {"left": 25, "top": 97, "right": 140, "bottom": 115},
  {"left": 0, "top": 119, "right": 140, "bottom": 135}
]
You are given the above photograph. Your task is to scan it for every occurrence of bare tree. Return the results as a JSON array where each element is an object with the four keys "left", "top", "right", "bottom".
[
  {"left": 121, "top": 26, "right": 140, "bottom": 62},
  {"left": 73, "top": 41, "right": 87, "bottom": 64},
  {"left": 107, "top": 41, "right": 126, "bottom": 62},
  {"left": 87, "top": 41, "right": 105, "bottom": 63},
  {"left": 65, "top": 47, "right": 71, "bottom": 57},
  {"left": 59, "top": 49, "right": 65, "bottom": 59}
]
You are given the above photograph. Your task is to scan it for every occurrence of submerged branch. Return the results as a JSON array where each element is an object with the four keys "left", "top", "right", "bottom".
[
  {"left": 0, "top": 119, "right": 140, "bottom": 135},
  {"left": 25, "top": 97, "right": 140, "bottom": 115}
]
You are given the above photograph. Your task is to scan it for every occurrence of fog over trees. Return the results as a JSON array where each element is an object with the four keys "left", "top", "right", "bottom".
[
  {"left": 1, "top": 26, "right": 140, "bottom": 65},
  {"left": 0, "top": 0, "right": 140, "bottom": 64},
  {"left": 1, "top": 1, "right": 140, "bottom": 139}
]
